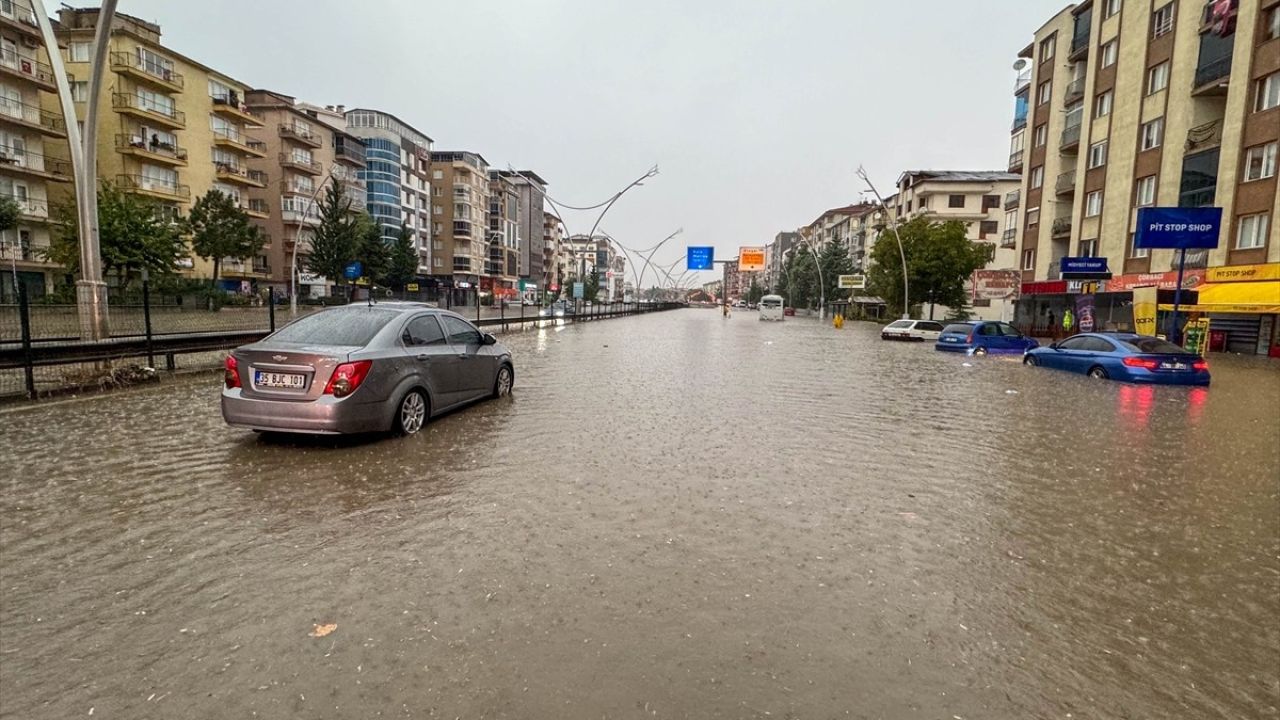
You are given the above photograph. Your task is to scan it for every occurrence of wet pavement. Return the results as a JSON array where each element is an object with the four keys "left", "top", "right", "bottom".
[{"left": 1, "top": 309, "right": 1277, "bottom": 719}]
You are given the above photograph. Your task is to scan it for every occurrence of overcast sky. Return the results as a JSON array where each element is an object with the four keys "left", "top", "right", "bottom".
[{"left": 120, "top": 0, "right": 1062, "bottom": 284}]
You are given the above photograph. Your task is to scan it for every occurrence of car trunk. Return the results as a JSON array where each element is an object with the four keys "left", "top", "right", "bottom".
[
  {"left": 233, "top": 343, "right": 360, "bottom": 401},
  {"left": 1140, "top": 353, "right": 1201, "bottom": 373}
]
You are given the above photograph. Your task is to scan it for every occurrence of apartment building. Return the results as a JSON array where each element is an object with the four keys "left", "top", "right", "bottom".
[
  {"left": 344, "top": 108, "right": 433, "bottom": 282},
  {"left": 495, "top": 170, "right": 548, "bottom": 288},
  {"left": 486, "top": 169, "right": 520, "bottom": 301},
  {"left": 51, "top": 6, "right": 261, "bottom": 281},
  {"left": 894, "top": 170, "right": 1021, "bottom": 320},
  {"left": 0, "top": 0, "right": 69, "bottom": 300},
  {"left": 544, "top": 212, "right": 567, "bottom": 297},
  {"left": 242, "top": 92, "right": 368, "bottom": 295},
  {"left": 1011, "top": 0, "right": 1279, "bottom": 354},
  {"left": 766, "top": 231, "right": 801, "bottom": 291},
  {"left": 430, "top": 151, "right": 490, "bottom": 306}
]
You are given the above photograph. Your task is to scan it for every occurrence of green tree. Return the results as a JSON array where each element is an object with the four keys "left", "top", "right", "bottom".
[
  {"left": 381, "top": 223, "right": 417, "bottom": 290},
  {"left": 817, "top": 238, "right": 857, "bottom": 303},
  {"left": 0, "top": 194, "right": 20, "bottom": 236},
  {"left": 777, "top": 248, "right": 817, "bottom": 308},
  {"left": 746, "top": 276, "right": 764, "bottom": 303},
  {"left": 355, "top": 215, "right": 390, "bottom": 286},
  {"left": 43, "top": 181, "right": 186, "bottom": 291},
  {"left": 306, "top": 177, "right": 359, "bottom": 286},
  {"left": 866, "top": 216, "right": 989, "bottom": 317},
  {"left": 185, "top": 189, "right": 266, "bottom": 284},
  {"left": 584, "top": 271, "right": 600, "bottom": 302}
]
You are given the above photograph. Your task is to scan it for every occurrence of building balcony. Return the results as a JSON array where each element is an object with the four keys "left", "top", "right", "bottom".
[
  {"left": 246, "top": 198, "right": 270, "bottom": 219},
  {"left": 0, "top": 146, "right": 71, "bottom": 182},
  {"left": 116, "top": 173, "right": 190, "bottom": 202},
  {"left": 115, "top": 133, "right": 188, "bottom": 166},
  {"left": 1008, "top": 150, "right": 1024, "bottom": 172},
  {"left": 452, "top": 258, "right": 472, "bottom": 272},
  {"left": 211, "top": 94, "right": 264, "bottom": 126},
  {"left": 244, "top": 140, "right": 269, "bottom": 158},
  {"left": 1004, "top": 189, "right": 1021, "bottom": 210},
  {"left": 1191, "top": 56, "right": 1232, "bottom": 96},
  {"left": 1069, "top": 31, "right": 1090, "bottom": 60},
  {"left": 280, "top": 178, "right": 316, "bottom": 196},
  {"left": 1185, "top": 120, "right": 1222, "bottom": 153},
  {"left": 0, "top": 98, "right": 66, "bottom": 137},
  {"left": 1060, "top": 124, "right": 1082, "bottom": 151},
  {"left": 214, "top": 161, "right": 268, "bottom": 187},
  {"left": 1055, "top": 170, "right": 1076, "bottom": 195},
  {"left": 279, "top": 123, "right": 322, "bottom": 148},
  {"left": 108, "top": 51, "right": 184, "bottom": 93},
  {"left": 0, "top": 0, "right": 41, "bottom": 38},
  {"left": 1011, "top": 115, "right": 1028, "bottom": 133},
  {"left": 1014, "top": 71, "right": 1032, "bottom": 95},
  {"left": 1179, "top": 184, "right": 1217, "bottom": 208},
  {"left": 334, "top": 142, "right": 366, "bottom": 166},
  {"left": 280, "top": 204, "right": 321, "bottom": 225},
  {"left": 0, "top": 46, "right": 55, "bottom": 92},
  {"left": 113, "top": 92, "right": 185, "bottom": 129},
  {"left": 1000, "top": 228, "right": 1017, "bottom": 248},
  {"left": 1064, "top": 77, "right": 1086, "bottom": 105},
  {"left": 0, "top": 190, "right": 48, "bottom": 221},
  {"left": 453, "top": 220, "right": 472, "bottom": 237},
  {"left": 279, "top": 152, "right": 321, "bottom": 176},
  {"left": 1051, "top": 217, "right": 1072, "bottom": 238},
  {"left": 222, "top": 258, "right": 271, "bottom": 277}
]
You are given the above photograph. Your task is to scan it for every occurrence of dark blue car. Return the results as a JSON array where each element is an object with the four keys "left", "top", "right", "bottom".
[
  {"left": 934, "top": 321, "right": 1039, "bottom": 355},
  {"left": 1023, "top": 333, "right": 1210, "bottom": 386}
]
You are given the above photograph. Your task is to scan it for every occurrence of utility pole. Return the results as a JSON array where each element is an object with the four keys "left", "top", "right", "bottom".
[
  {"left": 857, "top": 166, "right": 911, "bottom": 320},
  {"left": 36, "top": 0, "right": 118, "bottom": 339}
]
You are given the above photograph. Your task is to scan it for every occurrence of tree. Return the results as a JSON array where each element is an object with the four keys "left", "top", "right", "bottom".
[
  {"left": 306, "top": 177, "right": 360, "bottom": 286},
  {"left": 381, "top": 223, "right": 417, "bottom": 290},
  {"left": 584, "top": 271, "right": 600, "bottom": 302},
  {"left": 185, "top": 189, "right": 266, "bottom": 284},
  {"left": 817, "top": 238, "right": 857, "bottom": 304},
  {"left": 44, "top": 181, "right": 186, "bottom": 291},
  {"left": 355, "top": 215, "right": 390, "bottom": 286},
  {"left": 746, "top": 276, "right": 764, "bottom": 304},
  {"left": 866, "top": 216, "right": 989, "bottom": 317},
  {"left": 0, "top": 195, "right": 19, "bottom": 236},
  {"left": 776, "top": 248, "right": 817, "bottom": 308}
]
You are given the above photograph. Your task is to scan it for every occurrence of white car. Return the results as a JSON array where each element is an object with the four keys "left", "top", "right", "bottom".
[{"left": 881, "top": 319, "right": 946, "bottom": 342}]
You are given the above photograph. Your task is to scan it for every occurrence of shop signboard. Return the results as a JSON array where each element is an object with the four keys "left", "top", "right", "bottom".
[
  {"left": 573, "top": 282, "right": 584, "bottom": 299},
  {"left": 1132, "top": 286, "right": 1158, "bottom": 336},
  {"left": 1103, "top": 268, "right": 1205, "bottom": 292},
  {"left": 737, "top": 246, "right": 766, "bottom": 272},
  {"left": 1059, "top": 256, "right": 1111, "bottom": 279},
  {"left": 838, "top": 274, "right": 867, "bottom": 289},
  {"left": 406, "top": 282, "right": 419, "bottom": 291},
  {"left": 973, "top": 270, "right": 1020, "bottom": 299},
  {"left": 1206, "top": 262, "right": 1280, "bottom": 283},
  {"left": 1184, "top": 318, "right": 1211, "bottom": 355},
  {"left": 1134, "top": 207, "right": 1222, "bottom": 249},
  {"left": 687, "top": 246, "right": 714, "bottom": 271},
  {"left": 343, "top": 261, "right": 362, "bottom": 281},
  {"left": 1021, "top": 280, "right": 1068, "bottom": 295}
]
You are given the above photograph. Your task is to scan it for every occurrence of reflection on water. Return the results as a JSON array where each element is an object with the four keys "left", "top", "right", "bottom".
[{"left": 1, "top": 311, "right": 1277, "bottom": 719}]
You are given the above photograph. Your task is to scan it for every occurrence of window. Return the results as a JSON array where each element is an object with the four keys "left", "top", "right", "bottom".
[
  {"left": 1236, "top": 213, "right": 1270, "bottom": 250},
  {"left": 982, "top": 194, "right": 999, "bottom": 211},
  {"left": 433, "top": 222, "right": 442, "bottom": 234},
  {"left": 432, "top": 170, "right": 443, "bottom": 180},
  {"left": 1152, "top": 3, "right": 1174, "bottom": 38},
  {"left": 136, "top": 88, "right": 175, "bottom": 117},
  {"left": 1005, "top": 209, "right": 1018, "bottom": 230},
  {"left": 1130, "top": 234, "right": 1149, "bottom": 258},
  {"left": 979, "top": 220, "right": 999, "bottom": 238},
  {"left": 140, "top": 163, "right": 177, "bottom": 190},
  {"left": 440, "top": 315, "right": 482, "bottom": 345},
  {"left": 1058, "top": 336, "right": 1093, "bottom": 351},
  {"left": 1147, "top": 62, "right": 1169, "bottom": 94},
  {"left": 1030, "top": 166, "right": 1044, "bottom": 189},
  {"left": 1104, "top": 0, "right": 1121, "bottom": 19},
  {"left": 137, "top": 48, "right": 173, "bottom": 78},
  {"left": 1094, "top": 90, "right": 1113, "bottom": 117},
  {"left": 1269, "top": 7, "right": 1280, "bottom": 41},
  {"left": 1034, "top": 123, "right": 1047, "bottom": 147},
  {"left": 1027, "top": 207, "right": 1041, "bottom": 227},
  {"left": 1039, "top": 34, "right": 1056, "bottom": 63},
  {"left": 1021, "top": 249, "right": 1036, "bottom": 270},
  {"left": 1088, "top": 140, "right": 1108, "bottom": 168},
  {"left": 290, "top": 148, "right": 313, "bottom": 164},
  {"left": 948, "top": 194, "right": 966, "bottom": 208},
  {"left": 433, "top": 256, "right": 443, "bottom": 268},
  {"left": 1243, "top": 143, "right": 1278, "bottom": 181},
  {"left": 68, "top": 42, "right": 90, "bottom": 63},
  {"left": 1257, "top": 73, "right": 1280, "bottom": 112},
  {"left": 1080, "top": 238, "right": 1099, "bottom": 257},
  {"left": 1037, "top": 80, "right": 1052, "bottom": 105},
  {"left": 1135, "top": 175, "right": 1157, "bottom": 206},
  {"left": 403, "top": 315, "right": 448, "bottom": 347},
  {"left": 1085, "top": 191, "right": 1103, "bottom": 217},
  {"left": 1140, "top": 118, "right": 1164, "bottom": 150},
  {"left": 1101, "top": 40, "right": 1118, "bottom": 68},
  {"left": 998, "top": 323, "right": 1024, "bottom": 338},
  {"left": 69, "top": 81, "right": 89, "bottom": 103},
  {"left": 433, "top": 205, "right": 442, "bottom": 215}
]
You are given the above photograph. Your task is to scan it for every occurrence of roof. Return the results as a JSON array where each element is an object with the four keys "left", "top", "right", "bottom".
[
  {"left": 806, "top": 202, "right": 879, "bottom": 229},
  {"left": 898, "top": 170, "right": 1021, "bottom": 187},
  {"left": 344, "top": 107, "right": 434, "bottom": 144},
  {"left": 497, "top": 169, "right": 550, "bottom": 186}
]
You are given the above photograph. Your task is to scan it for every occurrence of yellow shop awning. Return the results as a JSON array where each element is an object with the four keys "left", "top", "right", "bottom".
[{"left": 1159, "top": 280, "right": 1280, "bottom": 314}]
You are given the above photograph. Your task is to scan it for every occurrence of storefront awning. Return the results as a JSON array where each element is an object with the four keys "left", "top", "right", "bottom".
[{"left": 1158, "top": 280, "right": 1280, "bottom": 314}]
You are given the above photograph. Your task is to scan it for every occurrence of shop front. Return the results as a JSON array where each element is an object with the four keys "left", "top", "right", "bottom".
[
  {"left": 1015, "top": 269, "right": 1205, "bottom": 339},
  {"left": 1158, "top": 263, "right": 1280, "bottom": 357}
]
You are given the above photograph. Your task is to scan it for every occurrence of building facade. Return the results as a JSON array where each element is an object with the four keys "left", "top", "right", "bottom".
[
  {"left": 429, "top": 151, "right": 489, "bottom": 306},
  {"left": 496, "top": 170, "right": 548, "bottom": 290},
  {"left": 486, "top": 169, "right": 520, "bottom": 301},
  {"left": 1011, "top": 0, "right": 1279, "bottom": 354},
  {"left": 52, "top": 6, "right": 262, "bottom": 282},
  {"left": 0, "top": 0, "right": 69, "bottom": 300}
]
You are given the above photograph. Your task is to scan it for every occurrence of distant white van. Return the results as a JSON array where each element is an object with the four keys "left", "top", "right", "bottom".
[{"left": 759, "top": 294, "right": 784, "bottom": 321}]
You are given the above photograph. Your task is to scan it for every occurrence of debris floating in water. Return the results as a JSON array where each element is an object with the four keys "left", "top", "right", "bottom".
[
  {"left": 308, "top": 623, "right": 337, "bottom": 638},
  {"left": 1006, "top": 389, "right": 1019, "bottom": 395}
]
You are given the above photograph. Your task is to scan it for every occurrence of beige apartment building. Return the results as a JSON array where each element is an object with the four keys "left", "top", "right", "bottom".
[
  {"left": 486, "top": 169, "right": 519, "bottom": 300},
  {"left": 243, "top": 91, "right": 368, "bottom": 296},
  {"left": 1011, "top": 0, "right": 1279, "bottom": 354},
  {"left": 0, "top": 0, "right": 69, "bottom": 300},
  {"left": 51, "top": 7, "right": 263, "bottom": 283},
  {"left": 429, "top": 151, "right": 490, "bottom": 306}
]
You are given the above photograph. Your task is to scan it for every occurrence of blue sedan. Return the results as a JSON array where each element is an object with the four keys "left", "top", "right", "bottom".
[
  {"left": 935, "top": 321, "right": 1039, "bottom": 355},
  {"left": 1023, "top": 333, "right": 1210, "bottom": 386}
]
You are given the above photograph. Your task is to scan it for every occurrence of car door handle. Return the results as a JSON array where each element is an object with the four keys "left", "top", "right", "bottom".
[{"left": 415, "top": 354, "right": 429, "bottom": 361}]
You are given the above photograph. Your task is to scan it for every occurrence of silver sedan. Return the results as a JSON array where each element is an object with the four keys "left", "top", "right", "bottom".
[{"left": 221, "top": 303, "right": 514, "bottom": 435}]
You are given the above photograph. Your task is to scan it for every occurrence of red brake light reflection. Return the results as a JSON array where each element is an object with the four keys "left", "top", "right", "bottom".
[
  {"left": 224, "top": 355, "right": 240, "bottom": 389},
  {"left": 323, "top": 360, "right": 373, "bottom": 397}
]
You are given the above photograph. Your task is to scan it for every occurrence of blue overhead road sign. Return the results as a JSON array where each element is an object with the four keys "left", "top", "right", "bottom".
[{"left": 687, "top": 246, "right": 714, "bottom": 270}]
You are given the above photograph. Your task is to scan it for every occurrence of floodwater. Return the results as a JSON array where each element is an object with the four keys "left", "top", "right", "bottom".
[{"left": 1, "top": 309, "right": 1277, "bottom": 719}]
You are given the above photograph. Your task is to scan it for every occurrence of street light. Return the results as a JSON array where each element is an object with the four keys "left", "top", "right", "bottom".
[{"left": 856, "top": 165, "right": 911, "bottom": 320}]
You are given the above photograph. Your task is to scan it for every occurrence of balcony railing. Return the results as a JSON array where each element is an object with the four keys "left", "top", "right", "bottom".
[
  {"left": 0, "top": 190, "right": 48, "bottom": 219},
  {"left": 211, "top": 94, "right": 263, "bottom": 125},
  {"left": 453, "top": 220, "right": 472, "bottom": 237},
  {"left": 1179, "top": 184, "right": 1217, "bottom": 208},
  {"left": 1001, "top": 228, "right": 1018, "bottom": 248},
  {"left": 1070, "top": 32, "right": 1090, "bottom": 57},
  {"left": 453, "top": 258, "right": 472, "bottom": 272},
  {"left": 0, "top": 144, "right": 70, "bottom": 178},
  {"left": 1008, "top": 150, "right": 1024, "bottom": 171},
  {"left": 0, "top": 97, "right": 66, "bottom": 134},
  {"left": 1004, "top": 189, "right": 1021, "bottom": 210},
  {"left": 0, "top": 0, "right": 40, "bottom": 30},
  {"left": 281, "top": 178, "right": 315, "bottom": 195},
  {"left": 1014, "top": 71, "right": 1032, "bottom": 95},
  {"left": 115, "top": 133, "right": 187, "bottom": 163},
  {"left": 279, "top": 123, "right": 322, "bottom": 147},
  {"left": 1185, "top": 120, "right": 1222, "bottom": 152},
  {"left": 279, "top": 152, "right": 321, "bottom": 174},
  {"left": 247, "top": 199, "right": 270, "bottom": 216},
  {"left": 1064, "top": 77, "right": 1086, "bottom": 104},
  {"left": 1061, "top": 123, "right": 1082, "bottom": 149},
  {"left": 108, "top": 51, "right": 184, "bottom": 91},
  {"left": 248, "top": 170, "right": 268, "bottom": 186},
  {"left": 1192, "top": 56, "right": 1232, "bottom": 92},
  {"left": 0, "top": 45, "right": 54, "bottom": 87},
  {"left": 1051, "top": 217, "right": 1072, "bottom": 237},
  {"left": 246, "top": 140, "right": 268, "bottom": 156},
  {"left": 1055, "top": 170, "right": 1076, "bottom": 194},
  {"left": 112, "top": 92, "right": 185, "bottom": 126},
  {"left": 116, "top": 173, "right": 191, "bottom": 200},
  {"left": 1012, "top": 115, "right": 1028, "bottom": 132},
  {"left": 334, "top": 142, "right": 366, "bottom": 165}
]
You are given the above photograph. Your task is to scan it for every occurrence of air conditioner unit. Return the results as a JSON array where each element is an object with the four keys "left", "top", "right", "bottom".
[{"left": 20, "top": 36, "right": 39, "bottom": 49}]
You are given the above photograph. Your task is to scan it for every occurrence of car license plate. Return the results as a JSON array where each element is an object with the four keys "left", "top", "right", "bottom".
[
  {"left": 255, "top": 371, "right": 305, "bottom": 389},
  {"left": 1159, "top": 361, "right": 1188, "bottom": 371},
  {"left": 945, "top": 337, "right": 958, "bottom": 342}
]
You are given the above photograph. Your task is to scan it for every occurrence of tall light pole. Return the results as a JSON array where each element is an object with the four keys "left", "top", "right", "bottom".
[
  {"left": 857, "top": 165, "right": 911, "bottom": 320},
  {"left": 37, "top": 0, "right": 116, "bottom": 339},
  {"left": 798, "top": 232, "right": 825, "bottom": 318}
]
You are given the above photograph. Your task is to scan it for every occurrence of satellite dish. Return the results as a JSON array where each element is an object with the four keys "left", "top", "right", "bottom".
[{"left": 1013, "top": 58, "right": 1028, "bottom": 71}]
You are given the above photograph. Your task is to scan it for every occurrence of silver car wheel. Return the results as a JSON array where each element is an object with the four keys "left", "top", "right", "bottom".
[
  {"left": 399, "top": 391, "right": 426, "bottom": 435},
  {"left": 495, "top": 366, "right": 513, "bottom": 397}
]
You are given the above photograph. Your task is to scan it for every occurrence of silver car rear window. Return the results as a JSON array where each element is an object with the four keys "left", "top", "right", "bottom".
[{"left": 270, "top": 308, "right": 400, "bottom": 346}]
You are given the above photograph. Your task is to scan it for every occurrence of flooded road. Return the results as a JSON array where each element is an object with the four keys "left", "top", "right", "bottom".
[{"left": 2, "top": 309, "right": 1277, "bottom": 719}]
